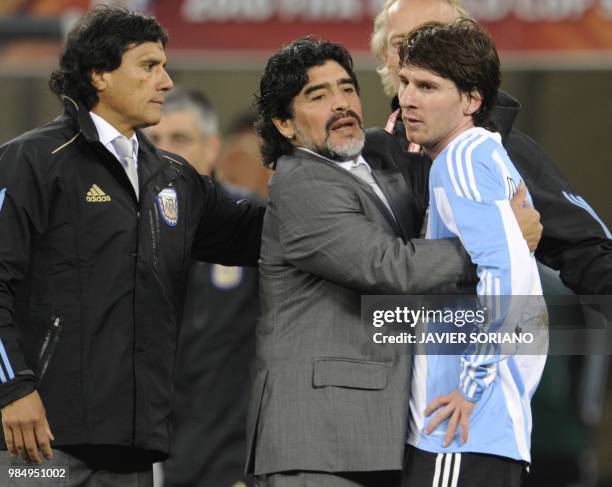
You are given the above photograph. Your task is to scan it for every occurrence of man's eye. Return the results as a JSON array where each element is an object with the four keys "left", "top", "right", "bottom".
[
  {"left": 311, "top": 94, "right": 324, "bottom": 101},
  {"left": 343, "top": 87, "right": 354, "bottom": 94}
]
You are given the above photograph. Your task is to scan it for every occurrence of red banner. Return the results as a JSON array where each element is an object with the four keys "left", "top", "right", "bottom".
[
  {"left": 2, "top": 0, "right": 612, "bottom": 58},
  {"left": 150, "top": 0, "right": 612, "bottom": 53}
]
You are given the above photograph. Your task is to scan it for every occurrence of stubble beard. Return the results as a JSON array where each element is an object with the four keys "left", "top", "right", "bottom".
[{"left": 294, "top": 123, "right": 365, "bottom": 162}]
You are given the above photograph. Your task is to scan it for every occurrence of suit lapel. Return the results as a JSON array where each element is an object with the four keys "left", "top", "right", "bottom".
[
  {"left": 294, "top": 149, "right": 403, "bottom": 236},
  {"left": 367, "top": 152, "right": 413, "bottom": 241}
]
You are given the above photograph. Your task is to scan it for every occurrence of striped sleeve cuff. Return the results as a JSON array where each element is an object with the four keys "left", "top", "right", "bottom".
[{"left": 459, "top": 343, "right": 498, "bottom": 402}]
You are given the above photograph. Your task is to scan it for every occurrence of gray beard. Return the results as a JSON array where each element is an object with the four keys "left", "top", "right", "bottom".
[{"left": 295, "top": 125, "right": 365, "bottom": 162}]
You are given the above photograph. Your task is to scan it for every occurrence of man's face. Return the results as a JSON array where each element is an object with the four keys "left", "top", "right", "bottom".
[
  {"left": 91, "top": 41, "right": 173, "bottom": 137},
  {"left": 274, "top": 60, "right": 365, "bottom": 162},
  {"left": 398, "top": 64, "right": 476, "bottom": 158},
  {"left": 144, "top": 109, "right": 220, "bottom": 176},
  {"left": 385, "top": 0, "right": 457, "bottom": 92}
]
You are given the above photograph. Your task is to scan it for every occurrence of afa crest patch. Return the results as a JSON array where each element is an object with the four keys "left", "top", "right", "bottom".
[{"left": 157, "top": 186, "right": 178, "bottom": 227}]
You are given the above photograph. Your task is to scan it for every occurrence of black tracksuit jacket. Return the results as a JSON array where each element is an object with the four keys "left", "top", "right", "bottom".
[
  {"left": 0, "top": 97, "right": 264, "bottom": 462},
  {"left": 389, "top": 91, "right": 612, "bottom": 294}
]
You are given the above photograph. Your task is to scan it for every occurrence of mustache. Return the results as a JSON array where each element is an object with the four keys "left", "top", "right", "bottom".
[{"left": 325, "top": 110, "right": 363, "bottom": 133}]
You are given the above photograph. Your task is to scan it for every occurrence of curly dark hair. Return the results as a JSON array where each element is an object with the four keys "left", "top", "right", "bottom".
[
  {"left": 399, "top": 18, "right": 500, "bottom": 130},
  {"left": 255, "top": 37, "right": 359, "bottom": 168},
  {"left": 49, "top": 5, "right": 168, "bottom": 110}
]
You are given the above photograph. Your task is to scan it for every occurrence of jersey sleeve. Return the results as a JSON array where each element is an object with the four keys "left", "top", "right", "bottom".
[{"left": 433, "top": 138, "right": 535, "bottom": 402}]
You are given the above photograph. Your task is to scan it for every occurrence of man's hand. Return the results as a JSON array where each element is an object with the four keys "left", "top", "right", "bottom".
[
  {"left": 510, "top": 182, "right": 542, "bottom": 252},
  {"left": 1, "top": 391, "right": 54, "bottom": 464},
  {"left": 424, "top": 389, "right": 475, "bottom": 447}
]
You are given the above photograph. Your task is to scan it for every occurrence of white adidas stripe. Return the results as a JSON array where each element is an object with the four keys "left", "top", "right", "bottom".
[
  {"left": 451, "top": 132, "right": 490, "bottom": 201},
  {"left": 562, "top": 191, "right": 611, "bottom": 238},
  {"left": 492, "top": 150, "right": 514, "bottom": 199},
  {"left": 447, "top": 144, "right": 463, "bottom": 198},
  {"left": 450, "top": 453, "right": 462, "bottom": 487},
  {"left": 432, "top": 453, "right": 443, "bottom": 487},
  {"left": 463, "top": 134, "right": 489, "bottom": 202},
  {"left": 431, "top": 453, "right": 462, "bottom": 487},
  {"left": 441, "top": 453, "right": 453, "bottom": 486},
  {"left": 445, "top": 129, "right": 479, "bottom": 198},
  {"left": 454, "top": 133, "right": 481, "bottom": 200}
]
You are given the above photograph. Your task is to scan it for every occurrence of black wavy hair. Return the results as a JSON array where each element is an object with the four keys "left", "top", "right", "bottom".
[
  {"left": 255, "top": 37, "right": 359, "bottom": 168},
  {"left": 49, "top": 5, "right": 168, "bottom": 110},
  {"left": 399, "top": 19, "right": 500, "bottom": 130}
]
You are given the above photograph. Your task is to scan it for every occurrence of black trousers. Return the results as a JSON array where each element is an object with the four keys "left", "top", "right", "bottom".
[{"left": 402, "top": 445, "right": 525, "bottom": 487}]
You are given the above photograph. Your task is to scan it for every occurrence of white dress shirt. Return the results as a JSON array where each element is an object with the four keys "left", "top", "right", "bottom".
[{"left": 89, "top": 111, "right": 139, "bottom": 170}]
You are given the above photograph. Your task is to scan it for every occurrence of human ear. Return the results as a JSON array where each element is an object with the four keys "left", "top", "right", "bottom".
[
  {"left": 464, "top": 90, "right": 483, "bottom": 116},
  {"left": 272, "top": 118, "right": 296, "bottom": 140},
  {"left": 90, "top": 70, "right": 109, "bottom": 92}
]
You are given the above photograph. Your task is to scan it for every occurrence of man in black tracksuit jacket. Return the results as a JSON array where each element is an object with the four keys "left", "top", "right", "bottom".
[
  {"left": 0, "top": 6, "right": 263, "bottom": 484},
  {"left": 388, "top": 91, "right": 612, "bottom": 294},
  {"left": 376, "top": 0, "right": 611, "bottom": 295}
]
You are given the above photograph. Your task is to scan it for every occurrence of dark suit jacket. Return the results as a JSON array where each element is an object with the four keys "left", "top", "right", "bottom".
[{"left": 246, "top": 129, "right": 473, "bottom": 475}]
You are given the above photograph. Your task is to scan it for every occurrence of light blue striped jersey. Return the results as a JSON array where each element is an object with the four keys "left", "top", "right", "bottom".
[{"left": 408, "top": 127, "right": 547, "bottom": 462}]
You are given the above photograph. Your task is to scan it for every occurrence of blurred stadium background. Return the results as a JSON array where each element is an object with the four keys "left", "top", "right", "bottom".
[{"left": 0, "top": 0, "right": 610, "bottom": 485}]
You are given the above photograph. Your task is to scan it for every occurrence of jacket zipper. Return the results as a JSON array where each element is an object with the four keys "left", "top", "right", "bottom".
[
  {"left": 131, "top": 193, "right": 140, "bottom": 447},
  {"left": 35, "top": 316, "right": 64, "bottom": 387},
  {"left": 130, "top": 160, "right": 180, "bottom": 446}
]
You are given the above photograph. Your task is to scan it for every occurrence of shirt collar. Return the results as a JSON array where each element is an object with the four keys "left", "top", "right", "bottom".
[
  {"left": 336, "top": 155, "right": 371, "bottom": 174},
  {"left": 89, "top": 111, "right": 139, "bottom": 158}
]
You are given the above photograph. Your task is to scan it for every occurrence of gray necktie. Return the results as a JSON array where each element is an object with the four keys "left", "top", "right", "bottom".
[
  {"left": 112, "top": 136, "right": 139, "bottom": 199},
  {"left": 350, "top": 163, "right": 376, "bottom": 185},
  {"left": 349, "top": 162, "right": 396, "bottom": 221}
]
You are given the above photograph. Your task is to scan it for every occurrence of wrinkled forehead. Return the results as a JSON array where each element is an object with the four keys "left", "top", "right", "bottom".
[{"left": 300, "top": 60, "right": 354, "bottom": 94}]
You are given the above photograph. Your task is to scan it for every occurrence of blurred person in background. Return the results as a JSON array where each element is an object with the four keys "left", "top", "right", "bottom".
[
  {"left": 144, "top": 90, "right": 265, "bottom": 487},
  {"left": 0, "top": 6, "right": 263, "bottom": 486},
  {"left": 215, "top": 112, "right": 273, "bottom": 199},
  {"left": 144, "top": 88, "right": 221, "bottom": 177},
  {"left": 371, "top": 1, "right": 612, "bottom": 486}
]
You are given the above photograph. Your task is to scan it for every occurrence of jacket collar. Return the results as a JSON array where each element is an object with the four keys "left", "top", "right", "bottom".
[
  {"left": 61, "top": 95, "right": 159, "bottom": 157},
  {"left": 490, "top": 90, "right": 520, "bottom": 143},
  {"left": 62, "top": 95, "right": 100, "bottom": 143}
]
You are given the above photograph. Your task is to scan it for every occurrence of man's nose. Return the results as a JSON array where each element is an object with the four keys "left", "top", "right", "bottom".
[
  {"left": 159, "top": 68, "right": 174, "bottom": 91},
  {"left": 399, "top": 84, "right": 417, "bottom": 108},
  {"left": 332, "top": 91, "right": 351, "bottom": 111}
]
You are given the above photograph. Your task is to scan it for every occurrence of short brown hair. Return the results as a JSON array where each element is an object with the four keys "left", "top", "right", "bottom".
[{"left": 399, "top": 18, "right": 500, "bottom": 129}]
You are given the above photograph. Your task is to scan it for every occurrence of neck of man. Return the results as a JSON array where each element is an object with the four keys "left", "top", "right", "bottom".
[{"left": 425, "top": 119, "right": 475, "bottom": 160}]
